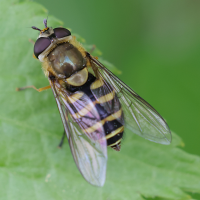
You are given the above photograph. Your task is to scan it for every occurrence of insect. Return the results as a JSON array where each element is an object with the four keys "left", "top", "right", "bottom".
[{"left": 19, "top": 19, "right": 171, "bottom": 186}]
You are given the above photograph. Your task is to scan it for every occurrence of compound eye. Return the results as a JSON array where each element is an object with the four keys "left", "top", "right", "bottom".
[
  {"left": 53, "top": 28, "right": 71, "bottom": 38},
  {"left": 34, "top": 37, "right": 51, "bottom": 58}
]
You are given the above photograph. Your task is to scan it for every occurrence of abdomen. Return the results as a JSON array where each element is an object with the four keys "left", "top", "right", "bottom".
[{"left": 68, "top": 73, "right": 124, "bottom": 151}]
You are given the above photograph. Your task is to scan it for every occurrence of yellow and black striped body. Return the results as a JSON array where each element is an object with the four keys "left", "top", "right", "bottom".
[{"left": 68, "top": 73, "right": 124, "bottom": 151}]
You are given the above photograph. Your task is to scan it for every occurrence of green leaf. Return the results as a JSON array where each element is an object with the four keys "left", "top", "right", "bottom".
[{"left": 0, "top": 0, "right": 200, "bottom": 199}]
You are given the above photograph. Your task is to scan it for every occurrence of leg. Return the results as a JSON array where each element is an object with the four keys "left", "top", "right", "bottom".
[
  {"left": 29, "top": 39, "right": 35, "bottom": 45},
  {"left": 28, "top": 39, "right": 38, "bottom": 59},
  {"left": 58, "top": 130, "right": 66, "bottom": 148},
  {"left": 16, "top": 85, "right": 51, "bottom": 92},
  {"left": 89, "top": 45, "right": 96, "bottom": 54}
]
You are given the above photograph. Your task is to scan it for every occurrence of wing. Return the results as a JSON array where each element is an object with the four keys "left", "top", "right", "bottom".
[
  {"left": 88, "top": 54, "right": 171, "bottom": 145},
  {"left": 49, "top": 77, "right": 107, "bottom": 186}
]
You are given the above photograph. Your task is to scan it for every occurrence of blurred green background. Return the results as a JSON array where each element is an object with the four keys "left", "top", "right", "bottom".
[{"left": 34, "top": 0, "right": 200, "bottom": 157}]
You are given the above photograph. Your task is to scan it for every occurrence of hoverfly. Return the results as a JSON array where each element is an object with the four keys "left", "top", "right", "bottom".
[{"left": 20, "top": 19, "right": 171, "bottom": 186}]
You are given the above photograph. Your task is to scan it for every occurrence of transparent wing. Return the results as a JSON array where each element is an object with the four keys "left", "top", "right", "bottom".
[
  {"left": 49, "top": 77, "right": 107, "bottom": 186},
  {"left": 89, "top": 55, "right": 171, "bottom": 145}
]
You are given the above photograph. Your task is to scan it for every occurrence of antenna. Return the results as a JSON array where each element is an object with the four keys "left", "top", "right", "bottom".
[
  {"left": 31, "top": 26, "right": 41, "bottom": 31},
  {"left": 43, "top": 19, "right": 47, "bottom": 28}
]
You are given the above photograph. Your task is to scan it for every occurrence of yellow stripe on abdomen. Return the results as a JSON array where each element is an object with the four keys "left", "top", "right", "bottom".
[
  {"left": 82, "top": 108, "right": 123, "bottom": 134},
  {"left": 108, "top": 138, "right": 122, "bottom": 147},
  {"left": 71, "top": 102, "right": 94, "bottom": 119},
  {"left": 105, "top": 126, "right": 124, "bottom": 140},
  {"left": 96, "top": 91, "right": 115, "bottom": 104},
  {"left": 90, "top": 79, "right": 104, "bottom": 90},
  {"left": 68, "top": 92, "right": 84, "bottom": 103}
]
